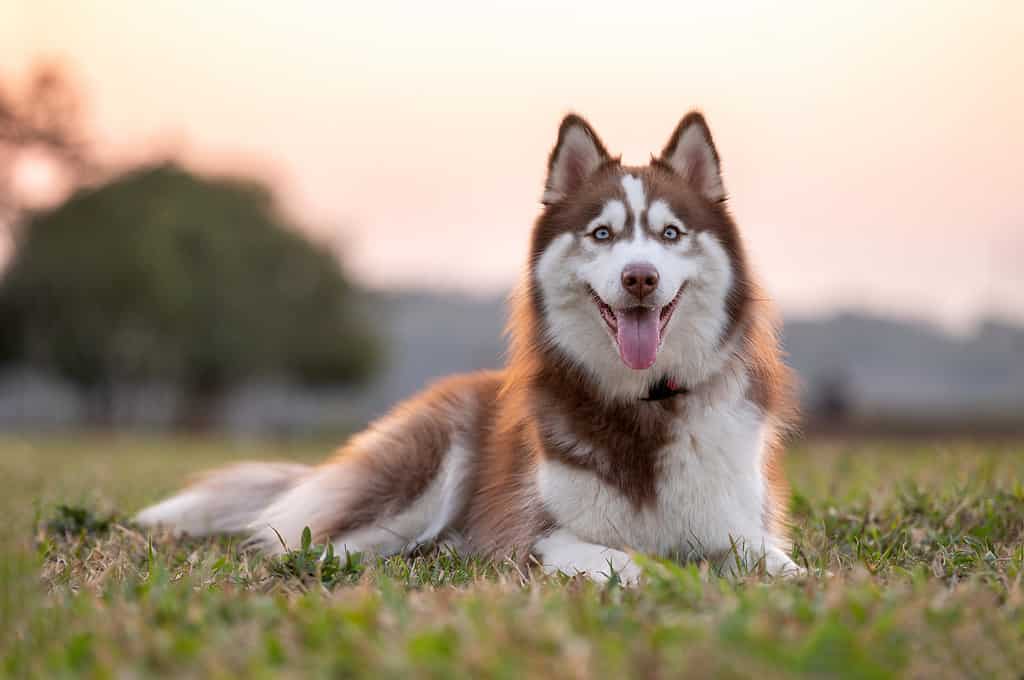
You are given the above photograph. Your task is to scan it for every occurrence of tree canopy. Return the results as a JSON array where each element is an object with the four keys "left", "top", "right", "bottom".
[{"left": 0, "top": 163, "right": 380, "bottom": 411}]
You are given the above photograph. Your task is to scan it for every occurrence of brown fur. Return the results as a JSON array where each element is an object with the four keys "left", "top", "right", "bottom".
[
  {"left": 509, "top": 290, "right": 682, "bottom": 511},
  {"left": 458, "top": 370, "right": 552, "bottom": 559}
]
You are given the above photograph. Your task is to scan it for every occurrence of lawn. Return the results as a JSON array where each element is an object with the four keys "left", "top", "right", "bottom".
[{"left": 2, "top": 435, "right": 1023, "bottom": 678}]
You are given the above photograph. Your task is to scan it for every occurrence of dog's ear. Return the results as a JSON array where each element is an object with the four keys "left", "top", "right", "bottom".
[
  {"left": 542, "top": 114, "right": 611, "bottom": 205},
  {"left": 659, "top": 111, "right": 725, "bottom": 202}
]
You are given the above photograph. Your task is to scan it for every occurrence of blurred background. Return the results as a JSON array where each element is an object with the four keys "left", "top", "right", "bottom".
[{"left": 0, "top": 1, "right": 1021, "bottom": 439}]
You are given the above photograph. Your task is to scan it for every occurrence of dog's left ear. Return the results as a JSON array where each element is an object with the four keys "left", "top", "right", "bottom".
[{"left": 659, "top": 112, "right": 725, "bottom": 202}]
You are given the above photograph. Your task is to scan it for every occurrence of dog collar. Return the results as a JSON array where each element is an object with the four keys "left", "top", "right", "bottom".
[{"left": 642, "top": 377, "right": 689, "bottom": 401}]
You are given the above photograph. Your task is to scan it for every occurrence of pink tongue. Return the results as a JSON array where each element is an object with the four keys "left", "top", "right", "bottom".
[{"left": 614, "top": 307, "right": 661, "bottom": 370}]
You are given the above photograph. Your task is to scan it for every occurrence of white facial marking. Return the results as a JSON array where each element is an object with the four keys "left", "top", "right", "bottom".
[
  {"left": 585, "top": 199, "right": 627, "bottom": 236},
  {"left": 536, "top": 232, "right": 575, "bottom": 294},
  {"left": 534, "top": 172, "right": 740, "bottom": 400},
  {"left": 620, "top": 174, "right": 647, "bottom": 226},
  {"left": 576, "top": 177, "right": 692, "bottom": 315},
  {"left": 646, "top": 200, "right": 688, "bottom": 242}
]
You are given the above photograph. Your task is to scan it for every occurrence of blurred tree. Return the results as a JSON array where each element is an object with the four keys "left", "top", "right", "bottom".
[
  {"left": 0, "top": 164, "right": 380, "bottom": 428},
  {"left": 0, "top": 62, "right": 95, "bottom": 230}
]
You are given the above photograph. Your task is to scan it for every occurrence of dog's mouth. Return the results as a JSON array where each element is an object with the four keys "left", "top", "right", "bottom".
[{"left": 588, "top": 284, "right": 686, "bottom": 370}]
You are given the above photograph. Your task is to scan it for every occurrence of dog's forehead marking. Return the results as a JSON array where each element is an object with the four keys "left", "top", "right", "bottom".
[
  {"left": 647, "top": 199, "right": 685, "bottom": 231},
  {"left": 587, "top": 200, "right": 627, "bottom": 234},
  {"left": 620, "top": 175, "right": 647, "bottom": 225}
]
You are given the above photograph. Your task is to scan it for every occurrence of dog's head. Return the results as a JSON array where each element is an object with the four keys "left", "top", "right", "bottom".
[{"left": 528, "top": 112, "right": 752, "bottom": 400}]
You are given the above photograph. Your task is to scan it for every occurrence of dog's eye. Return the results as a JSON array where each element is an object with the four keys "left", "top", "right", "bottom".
[
  {"left": 663, "top": 225, "right": 683, "bottom": 241},
  {"left": 591, "top": 227, "right": 612, "bottom": 241}
]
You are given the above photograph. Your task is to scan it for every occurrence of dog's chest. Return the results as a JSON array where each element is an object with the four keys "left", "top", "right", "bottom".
[{"left": 537, "top": 398, "right": 768, "bottom": 556}]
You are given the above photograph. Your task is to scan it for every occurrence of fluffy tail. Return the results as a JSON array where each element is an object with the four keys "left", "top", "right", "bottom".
[{"left": 134, "top": 462, "right": 312, "bottom": 537}]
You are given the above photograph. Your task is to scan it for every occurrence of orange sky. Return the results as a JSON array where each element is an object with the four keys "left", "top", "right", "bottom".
[{"left": 3, "top": 1, "right": 1022, "bottom": 330}]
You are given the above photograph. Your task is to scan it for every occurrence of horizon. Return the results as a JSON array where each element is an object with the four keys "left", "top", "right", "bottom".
[{"left": 3, "top": 1, "right": 1022, "bottom": 332}]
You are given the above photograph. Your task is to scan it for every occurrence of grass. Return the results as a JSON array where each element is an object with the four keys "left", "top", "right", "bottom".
[{"left": 2, "top": 435, "right": 1023, "bottom": 678}]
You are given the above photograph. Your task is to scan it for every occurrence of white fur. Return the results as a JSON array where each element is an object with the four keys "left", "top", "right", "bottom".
[
  {"left": 534, "top": 528, "right": 642, "bottom": 583},
  {"left": 585, "top": 199, "right": 627, "bottom": 236},
  {"left": 415, "top": 442, "right": 470, "bottom": 545},
  {"left": 537, "top": 366, "right": 797, "bottom": 576},
  {"left": 135, "top": 490, "right": 216, "bottom": 535},
  {"left": 535, "top": 175, "right": 737, "bottom": 402},
  {"left": 620, "top": 174, "right": 647, "bottom": 220},
  {"left": 646, "top": 199, "right": 686, "bottom": 235},
  {"left": 248, "top": 469, "right": 358, "bottom": 552},
  {"left": 134, "top": 462, "right": 310, "bottom": 536}
]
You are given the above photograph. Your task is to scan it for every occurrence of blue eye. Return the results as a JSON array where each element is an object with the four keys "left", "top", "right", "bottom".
[
  {"left": 663, "top": 225, "right": 681, "bottom": 241},
  {"left": 592, "top": 227, "right": 611, "bottom": 241}
]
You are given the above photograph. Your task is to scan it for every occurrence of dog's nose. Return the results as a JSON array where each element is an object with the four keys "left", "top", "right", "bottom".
[{"left": 621, "top": 263, "right": 659, "bottom": 299}]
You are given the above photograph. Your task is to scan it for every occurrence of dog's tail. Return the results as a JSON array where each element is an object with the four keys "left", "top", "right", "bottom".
[{"left": 134, "top": 462, "right": 312, "bottom": 538}]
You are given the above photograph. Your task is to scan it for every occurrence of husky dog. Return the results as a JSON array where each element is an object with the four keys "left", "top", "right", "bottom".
[{"left": 136, "top": 112, "right": 801, "bottom": 581}]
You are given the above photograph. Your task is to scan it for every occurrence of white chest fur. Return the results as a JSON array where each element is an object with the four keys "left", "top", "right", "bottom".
[{"left": 537, "top": 395, "right": 779, "bottom": 559}]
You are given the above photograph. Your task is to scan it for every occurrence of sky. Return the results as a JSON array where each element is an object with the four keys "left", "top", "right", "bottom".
[{"left": 2, "top": 1, "right": 1022, "bottom": 330}]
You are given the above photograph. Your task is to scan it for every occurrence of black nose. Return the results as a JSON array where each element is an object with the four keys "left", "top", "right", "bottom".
[{"left": 621, "top": 263, "right": 659, "bottom": 299}]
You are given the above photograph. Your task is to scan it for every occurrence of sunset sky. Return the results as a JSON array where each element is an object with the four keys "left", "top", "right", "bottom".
[{"left": 3, "top": 1, "right": 1022, "bottom": 330}]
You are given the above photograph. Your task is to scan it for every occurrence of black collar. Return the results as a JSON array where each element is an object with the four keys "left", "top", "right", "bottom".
[{"left": 642, "top": 377, "right": 689, "bottom": 402}]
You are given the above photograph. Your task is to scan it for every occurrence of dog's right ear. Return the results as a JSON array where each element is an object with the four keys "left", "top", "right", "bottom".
[{"left": 541, "top": 114, "right": 611, "bottom": 205}]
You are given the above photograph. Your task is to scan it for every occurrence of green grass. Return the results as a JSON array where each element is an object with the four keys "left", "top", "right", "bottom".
[{"left": 2, "top": 436, "right": 1023, "bottom": 678}]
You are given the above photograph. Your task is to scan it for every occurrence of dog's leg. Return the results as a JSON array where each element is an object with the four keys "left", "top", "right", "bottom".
[
  {"left": 327, "top": 439, "right": 472, "bottom": 558},
  {"left": 247, "top": 374, "right": 496, "bottom": 555},
  {"left": 534, "top": 529, "right": 642, "bottom": 584},
  {"left": 248, "top": 435, "right": 473, "bottom": 556},
  {"left": 763, "top": 545, "right": 804, "bottom": 576}
]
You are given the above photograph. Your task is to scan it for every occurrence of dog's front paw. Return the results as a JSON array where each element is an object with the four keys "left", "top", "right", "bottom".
[
  {"left": 550, "top": 547, "right": 642, "bottom": 584},
  {"left": 717, "top": 544, "right": 806, "bottom": 579},
  {"left": 587, "top": 548, "right": 643, "bottom": 585},
  {"left": 764, "top": 549, "right": 806, "bottom": 578},
  {"left": 536, "top": 530, "right": 642, "bottom": 585}
]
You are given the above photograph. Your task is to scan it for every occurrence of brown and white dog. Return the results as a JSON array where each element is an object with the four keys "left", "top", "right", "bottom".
[{"left": 136, "top": 112, "right": 801, "bottom": 581}]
